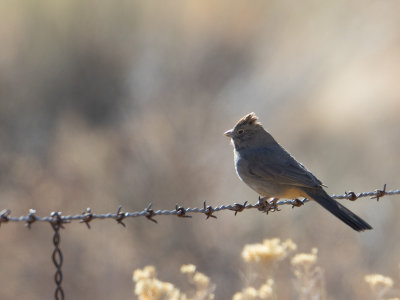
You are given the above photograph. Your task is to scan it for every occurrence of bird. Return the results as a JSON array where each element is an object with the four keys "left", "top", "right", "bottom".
[{"left": 224, "top": 112, "right": 372, "bottom": 232}]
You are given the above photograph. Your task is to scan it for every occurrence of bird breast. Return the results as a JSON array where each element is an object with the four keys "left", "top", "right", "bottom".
[{"left": 233, "top": 149, "right": 307, "bottom": 199}]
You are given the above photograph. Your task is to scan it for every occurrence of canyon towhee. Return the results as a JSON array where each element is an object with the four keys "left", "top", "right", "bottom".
[{"left": 224, "top": 112, "right": 372, "bottom": 231}]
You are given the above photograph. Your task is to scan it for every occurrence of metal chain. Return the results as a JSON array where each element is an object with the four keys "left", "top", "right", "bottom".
[{"left": 50, "top": 212, "right": 65, "bottom": 300}]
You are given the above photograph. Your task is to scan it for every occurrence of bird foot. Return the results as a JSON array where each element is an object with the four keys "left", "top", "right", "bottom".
[{"left": 257, "top": 196, "right": 280, "bottom": 214}]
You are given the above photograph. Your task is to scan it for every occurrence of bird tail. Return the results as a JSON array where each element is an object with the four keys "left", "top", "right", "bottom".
[{"left": 303, "top": 188, "right": 373, "bottom": 232}]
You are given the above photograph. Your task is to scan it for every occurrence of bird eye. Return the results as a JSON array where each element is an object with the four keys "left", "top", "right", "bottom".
[{"left": 237, "top": 129, "right": 244, "bottom": 135}]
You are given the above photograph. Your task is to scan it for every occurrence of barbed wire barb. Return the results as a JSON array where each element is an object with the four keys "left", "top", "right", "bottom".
[
  {"left": 0, "top": 209, "right": 10, "bottom": 227},
  {"left": 291, "top": 199, "right": 305, "bottom": 208},
  {"left": 176, "top": 204, "right": 192, "bottom": 218},
  {"left": 26, "top": 209, "right": 38, "bottom": 229},
  {"left": 115, "top": 206, "right": 126, "bottom": 227},
  {"left": 344, "top": 191, "right": 358, "bottom": 201},
  {"left": 80, "top": 208, "right": 93, "bottom": 229},
  {"left": 371, "top": 184, "right": 387, "bottom": 201},
  {"left": 230, "top": 201, "right": 248, "bottom": 216},
  {"left": 144, "top": 203, "right": 157, "bottom": 223},
  {"left": 203, "top": 200, "right": 217, "bottom": 219}
]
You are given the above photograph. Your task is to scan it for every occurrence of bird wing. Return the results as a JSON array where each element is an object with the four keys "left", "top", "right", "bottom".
[{"left": 247, "top": 147, "right": 323, "bottom": 189}]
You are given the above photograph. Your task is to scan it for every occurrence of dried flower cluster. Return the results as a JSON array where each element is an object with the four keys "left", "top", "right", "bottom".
[
  {"left": 133, "top": 265, "right": 214, "bottom": 300},
  {"left": 291, "top": 248, "right": 324, "bottom": 300},
  {"left": 133, "top": 239, "right": 400, "bottom": 299},
  {"left": 133, "top": 266, "right": 181, "bottom": 300},
  {"left": 241, "top": 238, "right": 297, "bottom": 264},
  {"left": 364, "top": 273, "right": 395, "bottom": 299},
  {"left": 232, "top": 279, "right": 274, "bottom": 300}
]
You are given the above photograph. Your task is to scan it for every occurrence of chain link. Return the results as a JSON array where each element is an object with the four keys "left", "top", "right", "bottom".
[{"left": 50, "top": 212, "right": 64, "bottom": 300}]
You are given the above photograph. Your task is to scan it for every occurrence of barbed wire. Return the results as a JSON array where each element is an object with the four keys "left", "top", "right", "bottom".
[
  {"left": 0, "top": 184, "right": 398, "bottom": 228},
  {"left": 1, "top": 184, "right": 399, "bottom": 300}
]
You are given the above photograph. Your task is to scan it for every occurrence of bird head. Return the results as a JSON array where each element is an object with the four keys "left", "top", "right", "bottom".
[{"left": 224, "top": 112, "right": 274, "bottom": 150}]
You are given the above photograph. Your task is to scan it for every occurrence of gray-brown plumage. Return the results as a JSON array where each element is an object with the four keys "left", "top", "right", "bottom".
[{"left": 224, "top": 112, "right": 372, "bottom": 232}]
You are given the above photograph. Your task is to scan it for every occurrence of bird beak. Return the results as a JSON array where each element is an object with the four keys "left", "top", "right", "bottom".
[{"left": 224, "top": 129, "right": 234, "bottom": 138}]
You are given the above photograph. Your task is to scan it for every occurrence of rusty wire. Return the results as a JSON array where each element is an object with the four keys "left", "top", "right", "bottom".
[{"left": 0, "top": 184, "right": 398, "bottom": 227}]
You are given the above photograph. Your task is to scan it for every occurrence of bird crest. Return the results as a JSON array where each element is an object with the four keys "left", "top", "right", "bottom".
[{"left": 235, "top": 112, "right": 262, "bottom": 128}]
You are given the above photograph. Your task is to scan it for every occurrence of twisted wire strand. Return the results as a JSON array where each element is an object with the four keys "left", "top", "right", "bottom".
[{"left": 0, "top": 185, "right": 398, "bottom": 227}]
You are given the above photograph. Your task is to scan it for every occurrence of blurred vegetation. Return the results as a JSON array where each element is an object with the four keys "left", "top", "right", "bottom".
[
  {"left": 1, "top": 0, "right": 400, "bottom": 299},
  {"left": 133, "top": 238, "right": 399, "bottom": 299}
]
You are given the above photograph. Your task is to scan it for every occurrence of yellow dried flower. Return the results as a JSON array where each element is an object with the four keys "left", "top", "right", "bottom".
[
  {"left": 235, "top": 287, "right": 258, "bottom": 299},
  {"left": 364, "top": 274, "right": 394, "bottom": 289},
  {"left": 180, "top": 265, "right": 214, "bottom": 299},
  {"left": 291, "top": 248, "right": 324, "bottom": 299},
  {"left": 242, "top": 238, "right": 297, "bottom": 264},
  {"left": 135, "top": 279, "right": 161, "bottom": 299},
  {"left": 283, "top": 239, "right": 297, "bottom": 251},
  {"left": 258, "top": 279, "right": 274, "bottom": 299},
  {"left": 135, "top": 277, "right": 182, "bottom": 300},
  {"left": 193, "top": 272, "right": 210, "bottom": 288},
  {"left": 364, "top": 273, "right": 394, "bottom": 300},
  {"left": 244, "top": 287, "right": 258, "bottom": 297},
  {"left": 180, "top": 264, "right": 196, "bottom": 274},
  {"left": 232, "top": 292, "right": 244, "bottom": 300},
  {"left": 291, "top": 248, "right": 318, "bottom": 267},
  {"left": 133, "top": 266, "right": 183, "bottom": 300},
  {"left": 133, "top": 265, "right": 156, "bottom": 282}
]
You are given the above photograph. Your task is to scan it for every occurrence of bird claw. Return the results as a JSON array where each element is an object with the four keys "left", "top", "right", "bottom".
[{"left": 258, "top": 196, "right": 280, "bottom": 214}]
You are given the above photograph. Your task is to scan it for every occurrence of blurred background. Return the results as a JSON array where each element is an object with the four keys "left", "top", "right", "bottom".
[{"left": 1, "top": 0, "right": 400, "bottom": 299}]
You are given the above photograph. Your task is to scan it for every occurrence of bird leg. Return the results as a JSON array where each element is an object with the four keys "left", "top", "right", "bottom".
[{"left": 257, "top": 196, "right": 280, "bottom": 214}]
